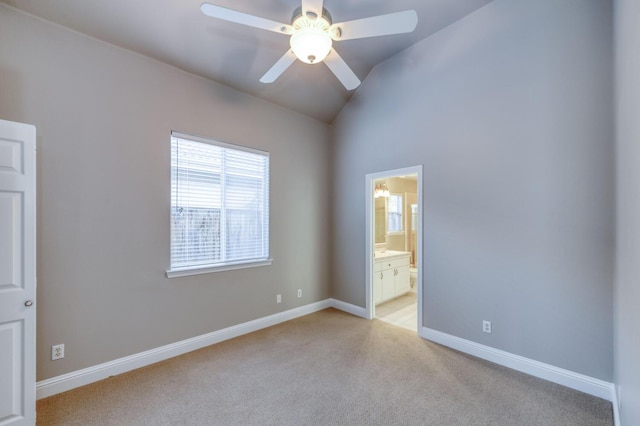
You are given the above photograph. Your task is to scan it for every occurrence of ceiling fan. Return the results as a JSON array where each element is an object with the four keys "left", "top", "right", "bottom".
[{"left": 200, "top": 0, "right": 418, "bottom": 90}]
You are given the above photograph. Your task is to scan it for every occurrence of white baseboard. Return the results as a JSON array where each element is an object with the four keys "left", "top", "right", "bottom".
[
  {"left": 37, "top": 300, "right": 620, "bottom": 426},
  {"left": 36, "top": 299, "right": 333, "bottom": 399},
  {"left": 420, "top": 326, "right": 616, "bottom": 403},
  {"left": 612, "top": 385, "right": 621, "bottom": 426},
  {"left": 329, "top": 298, "right": 368, "bottom": 318}
]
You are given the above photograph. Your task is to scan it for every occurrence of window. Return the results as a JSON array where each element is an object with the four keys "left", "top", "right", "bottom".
[
  {"left": 167, "top": 132, "right": 271, "bottom": 277},
  {"left": 387, "top": 193, "right": 403, "bottom": 234}
]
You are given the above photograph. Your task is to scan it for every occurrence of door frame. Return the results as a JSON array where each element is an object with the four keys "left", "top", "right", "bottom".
[{"left": 365, "top": 165, "right": 423, "bottom": 331}]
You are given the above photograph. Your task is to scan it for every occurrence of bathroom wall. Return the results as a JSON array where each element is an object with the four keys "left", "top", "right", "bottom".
[{"left": 381, "top": 177, "right": 417, "bottom": 253}]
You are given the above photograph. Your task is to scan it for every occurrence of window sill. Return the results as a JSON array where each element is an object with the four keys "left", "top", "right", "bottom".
[{"left": 166, "top": 259, "right": 273, "bottom": 278}]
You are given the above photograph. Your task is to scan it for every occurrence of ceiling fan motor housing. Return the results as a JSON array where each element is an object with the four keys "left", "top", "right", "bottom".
[
  {"left": 290, "top": 6, "right": 332, "bottom": 26},
  {"left": 289, "top": 6, "right": 333, "bottom": 64}
]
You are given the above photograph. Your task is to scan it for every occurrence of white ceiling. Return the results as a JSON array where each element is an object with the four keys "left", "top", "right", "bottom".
[{"left": 2, "top": 0, "right": 493, "bottom": 123}]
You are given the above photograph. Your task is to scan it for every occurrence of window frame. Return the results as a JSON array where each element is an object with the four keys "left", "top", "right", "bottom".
[
  {"left": 166, "top": 131, "right": 272, "bottom": 278},
  {"left": 386, "top": 193, "right": 404, "bottom": 235}
]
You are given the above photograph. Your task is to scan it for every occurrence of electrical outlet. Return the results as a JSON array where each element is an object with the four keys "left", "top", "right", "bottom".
[
  {"left": 51, "top": 344, "right": 64, "bottom": 360},
  {"left": 482, "top": 321, "right": 492, "bottom": 334},
  {"left": 276, "top": 294, "right": 282, "bottom": 304},
  {"left": 297, "top": 289, "right": 302, "bottom": 298}
]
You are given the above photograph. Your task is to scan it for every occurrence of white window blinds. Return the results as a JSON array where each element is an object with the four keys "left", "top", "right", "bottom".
[{"left": 170, "top": 132, "right": 270, "bottom": 272}]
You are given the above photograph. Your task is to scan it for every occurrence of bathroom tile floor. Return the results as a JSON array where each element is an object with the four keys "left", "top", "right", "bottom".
[{"left": 375, "top": 292, "right": 417, "bottom": 332}]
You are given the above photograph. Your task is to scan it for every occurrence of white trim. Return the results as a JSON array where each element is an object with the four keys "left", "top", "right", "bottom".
[
  {"left": 166, "top": 259, "right": 273, "bottom": 278},
  {"left": 36, "top": 299, "right": 332, "bottom": 399},
  {"left": 386, "top": 231, "right": 405, "bottom": 237},
  {"left": 171, "top": 130, "right": 269, "bottom": 157},
  {"left": 34, "top": 299, "right": 621, "bottom": 426},
  {"left": 329, "top": 298, "right": 368, "bottom": 318},
  {"left": 612, "top": 386, "right": 621, "bottom": 426},
  {"left": 420, "top": 326, "right": 616, "bottom": 402}
]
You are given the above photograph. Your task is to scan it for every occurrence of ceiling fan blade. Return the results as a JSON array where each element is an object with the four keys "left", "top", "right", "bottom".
[
  {"left": 201, "top": 3, "right": 293, "bottom": 35},
  {"left": 301, "top": 0, "right": 324, "bottom": 17},
  {"left": 260, "top": 50, "right": 297, "bottom": 83},
  {"left": 324, "top": 48, "right": 360, "bottom": 90},
  {"left": 330, "top": 10, "right": 418, "bottom": 41}
]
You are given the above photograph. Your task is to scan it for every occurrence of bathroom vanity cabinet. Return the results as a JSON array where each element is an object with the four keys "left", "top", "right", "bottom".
[{"left": 373, "top": 251, "right": 411, "bottom": 305}]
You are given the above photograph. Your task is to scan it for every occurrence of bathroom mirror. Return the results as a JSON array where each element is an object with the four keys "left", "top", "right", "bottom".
[{"left": 374, "top": 196, "right": 386, "bottom": 244}]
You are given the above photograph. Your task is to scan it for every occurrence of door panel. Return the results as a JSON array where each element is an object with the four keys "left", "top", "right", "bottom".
[
  {"left": 0, "top": 192, "right": 22, "bottom": 289},
  {"left": 0, "top": 119, "right": 36, "bottom": 426},
  {"left": 0, "top": 321, "right": 24, "bottom": 422},
  {"left": 395, "top": 265, "right": 410, "bottom": 295},
  {"left": 381, "top": 270, "right": 395, "bottom": 302}
]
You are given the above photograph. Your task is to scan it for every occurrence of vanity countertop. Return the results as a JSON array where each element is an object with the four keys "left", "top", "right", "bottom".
[{"left": 374, "top": 250, "right": 411, "bottom": 260}]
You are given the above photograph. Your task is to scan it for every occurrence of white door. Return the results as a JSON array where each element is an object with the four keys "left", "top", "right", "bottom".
[{"left": 0, "top": 119, "right": 36, "bottom": 426}]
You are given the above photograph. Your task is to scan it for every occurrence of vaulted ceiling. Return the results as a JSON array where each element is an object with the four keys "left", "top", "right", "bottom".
[{"left": 2, "top": 0, "right": 493, "bottom": 122}]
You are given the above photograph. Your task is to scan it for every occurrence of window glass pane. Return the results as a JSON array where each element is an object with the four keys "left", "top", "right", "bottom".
[
  {"left": 170, "top": 134, "right": 269, "bottom": 270},
  {"left": 387, "top": 194, "right": 403, "bottom": 233}
]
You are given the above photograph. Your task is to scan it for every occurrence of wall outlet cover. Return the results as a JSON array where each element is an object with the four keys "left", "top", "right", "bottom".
[{"left": 51, "top": 344, "right": 65, "bottom": 360}]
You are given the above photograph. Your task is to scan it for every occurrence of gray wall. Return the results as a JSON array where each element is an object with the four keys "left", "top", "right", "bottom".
[
  {"left": 0, "top": 5, "right": 331, "bottom": 381},
  {"left": 615, "top": 0, "right": 640, "bottom": 422},
  {"left": 332, "top": 0, "right": 614, "bottom": 381}
]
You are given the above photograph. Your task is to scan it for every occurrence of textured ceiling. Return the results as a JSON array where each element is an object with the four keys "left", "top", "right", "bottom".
[{"left": 2, "top": 0, "right": 493, "bottom": 123}]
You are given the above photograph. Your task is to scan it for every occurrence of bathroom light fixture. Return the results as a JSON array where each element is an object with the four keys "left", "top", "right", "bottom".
[
  {"left": 374, "top": 183, "right": 390, "bottom": 198},
  {"left": 289, "top": 9, "right": 333, "bottom": 64}
]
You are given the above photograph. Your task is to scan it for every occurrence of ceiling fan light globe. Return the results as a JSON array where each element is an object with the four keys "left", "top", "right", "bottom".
[{"left": 290, "top": 27, "right": 332, "bottom": 64}]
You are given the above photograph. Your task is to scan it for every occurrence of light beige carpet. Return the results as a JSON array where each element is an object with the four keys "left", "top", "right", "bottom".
[{"left": 37, "top": 309, "right": 612, "bottom": 425}]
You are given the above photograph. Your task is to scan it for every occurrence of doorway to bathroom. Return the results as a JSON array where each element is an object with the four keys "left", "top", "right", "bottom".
[{"left": 365, "top": 166, "right": 423, "bottom": 333}]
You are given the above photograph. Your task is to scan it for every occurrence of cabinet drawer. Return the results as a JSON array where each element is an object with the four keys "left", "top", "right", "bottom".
[{"left": 378, "top": 256, "right": 409, "bottom": 271}]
